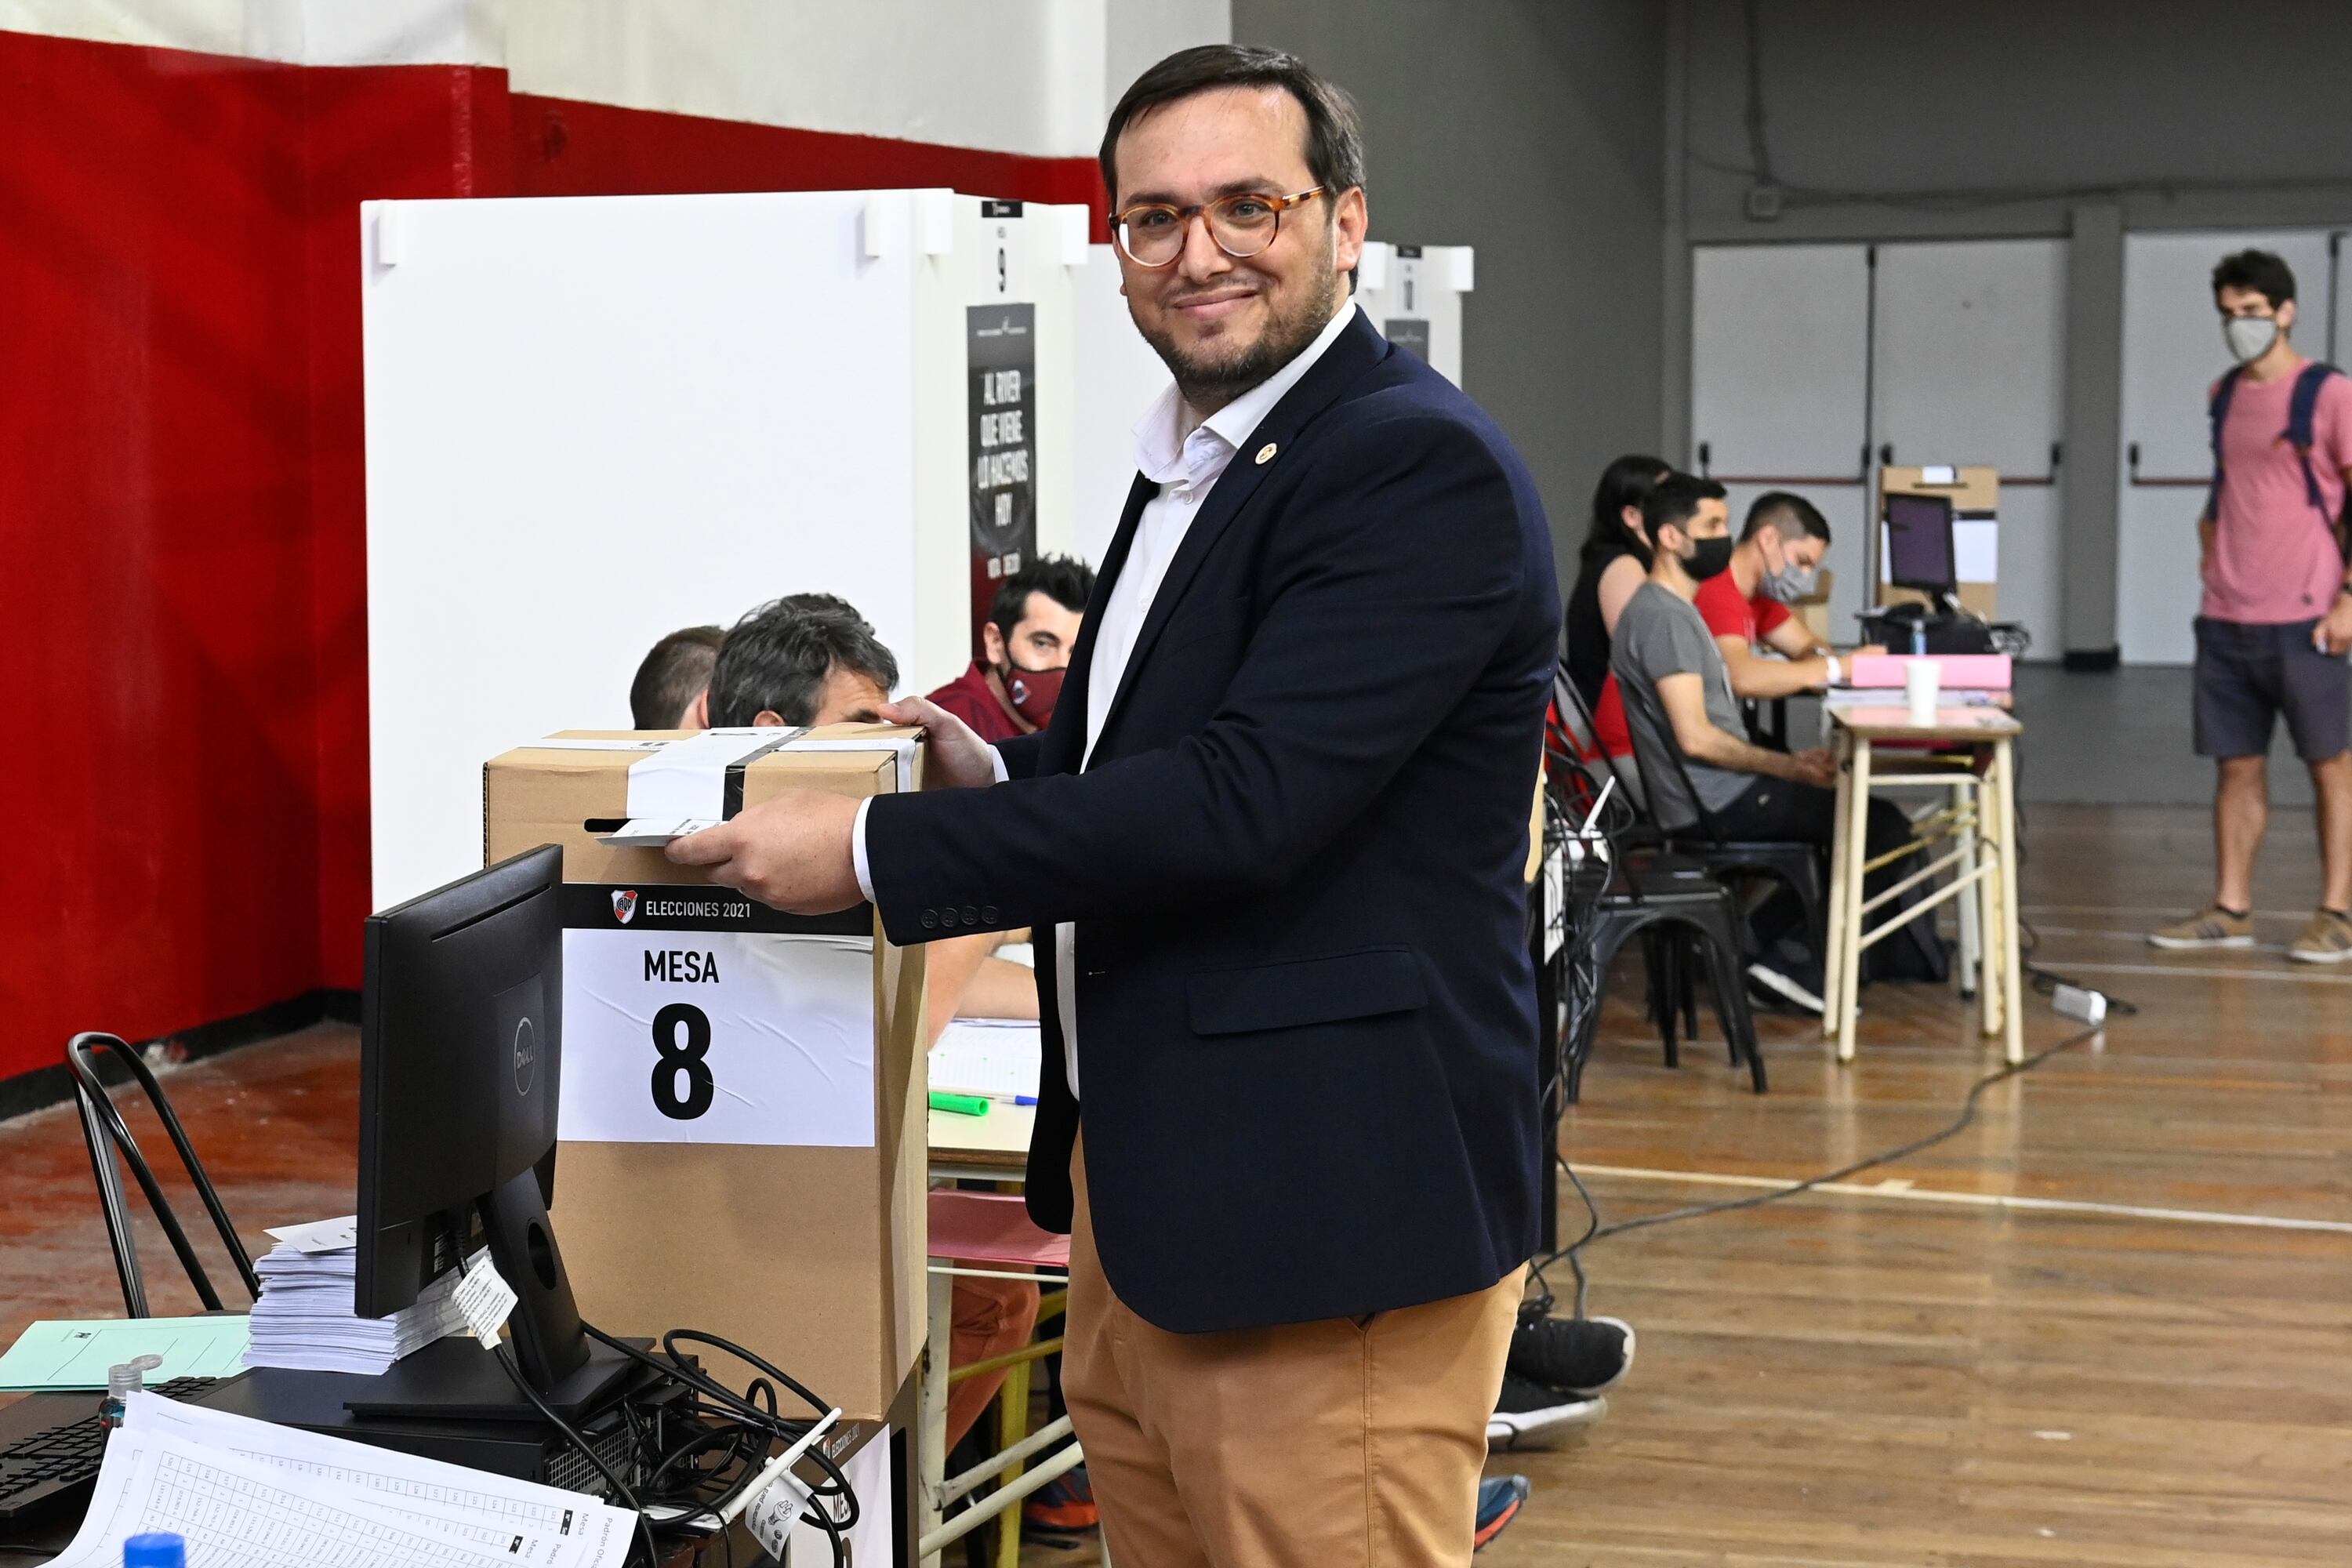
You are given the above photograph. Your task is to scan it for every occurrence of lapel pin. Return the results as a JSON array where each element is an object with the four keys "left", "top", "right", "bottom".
[{"left": 1254, "top": 442, "right": 1279, "bottom": 465}]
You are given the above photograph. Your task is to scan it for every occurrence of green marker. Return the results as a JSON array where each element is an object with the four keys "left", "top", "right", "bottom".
[{"left": 928, "top": 1090, "right": 989, "bottom": 1117}]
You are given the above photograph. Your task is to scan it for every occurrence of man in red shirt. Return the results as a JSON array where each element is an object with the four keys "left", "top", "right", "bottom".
[
  {"left": 1592, "top": 489, "right": 1868, "bottom": 757},
  {"left": 927, "top": 555, "right": 1096, "bottom": 742},
  {"left": 2149, "top": 250, "right": 2352, "bottom": 964}
]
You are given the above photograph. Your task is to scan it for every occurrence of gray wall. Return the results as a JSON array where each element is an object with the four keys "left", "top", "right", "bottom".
[
  {"left": 1671, "top": 0, "right": 2352, "bottom": 655},
  {"left": 1233, "top": 0, "right": 1671, "bottom": 594},
  {"left": 1676, "top": 0, "right": 2352, "bottom": 244}
]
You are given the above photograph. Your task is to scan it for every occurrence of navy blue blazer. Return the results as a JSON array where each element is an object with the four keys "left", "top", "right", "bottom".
[{"left": 866, "top": 310, "right": 1559, "bottom": 1333}]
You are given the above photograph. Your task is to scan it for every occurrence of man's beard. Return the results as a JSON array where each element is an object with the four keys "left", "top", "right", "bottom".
[{"left": 1137, "top": 240, "right": 1344, "bottom": 415}]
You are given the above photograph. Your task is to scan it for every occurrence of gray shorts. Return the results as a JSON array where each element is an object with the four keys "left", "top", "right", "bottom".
[{"left": 2192, "top": 616, "right": 2351, "bottom": 761}]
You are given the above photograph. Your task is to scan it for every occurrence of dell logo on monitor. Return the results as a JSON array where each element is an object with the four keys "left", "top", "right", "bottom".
[{"left": 512, "top": 1016, "right": 536, "bottom": 1095}]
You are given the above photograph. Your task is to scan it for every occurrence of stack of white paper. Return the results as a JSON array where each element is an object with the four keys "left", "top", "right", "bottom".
[
  {"left": 928, "top": 1018, "right": 1043, "bottom": 1100},
  {"left": 38, "top": 1391, "right": 635, "bottom": 1568},
  {"left": 242, "top": 1219, "right": 466, "bottom": 1375}
]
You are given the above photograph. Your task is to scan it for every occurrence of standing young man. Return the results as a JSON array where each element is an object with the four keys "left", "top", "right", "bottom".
[
  {"left": 669, "top": 44, "right": 1557, "bottom": 1566},
  {"left": 2149, "top": 250, "right": 2352, "bottom": 964}
]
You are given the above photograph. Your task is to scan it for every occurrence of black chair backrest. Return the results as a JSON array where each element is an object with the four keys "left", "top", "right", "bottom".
[
  {"left": 1552, "top": 663, "right": 1653, "bottom": 819},
  {"left": 1614, "top": 664, "right": 1730, "bottom": 846},
  {"left": 67, "top": 1033, "right": 259, "bottom": 1317},
  {"left": 1551, "top": 667, "right": 1602, "bottom": 760}
]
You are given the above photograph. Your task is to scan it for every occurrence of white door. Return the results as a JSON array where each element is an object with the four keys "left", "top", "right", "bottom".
[
  {"left": 1690, "top": 244, "right": 1873, "bottom": 633},
  {"left": 2116, "top": 229, "right": 2343, "bottom": 663},
  {"left": 1872, "top": 240, "right": 2068, "bottom": 654}
]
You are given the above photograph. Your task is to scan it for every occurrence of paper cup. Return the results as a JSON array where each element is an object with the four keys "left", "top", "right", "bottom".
[{"left": 1905, "top": 659, "right": 1942, "bottom": 724}]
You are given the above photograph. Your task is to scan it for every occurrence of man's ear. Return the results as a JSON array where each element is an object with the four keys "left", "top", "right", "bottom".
[
  {"left": 1332, "top": 186, "right": 1368, "bottom": 277},
  {"left": 681, "top": 689, "right": 710, "bottom": 730},
  {"left": 2279, "top": 298, "right": 2299, "bottom": 336},
  {"left": 980, "top": 622, "right": 1007, "bottom": 665},
  {"left": 753, "top": 710, "right": 785, "bottom": 728}
]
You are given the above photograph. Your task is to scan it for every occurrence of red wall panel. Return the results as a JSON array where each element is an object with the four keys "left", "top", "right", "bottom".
[
  {"left": 0, "top": 34, "right": 321, "bottom": 1079},
  {"left": 0, "top": 27, "right": 1107, "bottom": 1083},
  {"left": 508, "top": 92, "right": 1109, "bottom": 226}
]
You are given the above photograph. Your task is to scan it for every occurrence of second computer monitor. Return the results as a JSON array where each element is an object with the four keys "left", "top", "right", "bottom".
[{"left": 1882, "top": 492, "right": 1959, "bottom": 599}]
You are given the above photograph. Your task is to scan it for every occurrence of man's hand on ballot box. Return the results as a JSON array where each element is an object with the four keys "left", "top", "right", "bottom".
[
  {"left": 670, "top": 695, "right": 1002, "bottom": 913},
  {"left": 667, "top": 789, "right": 865, "bottom": 913},
  {"left": 876, "top": 695, "right": 1001, "bottom": 790}
]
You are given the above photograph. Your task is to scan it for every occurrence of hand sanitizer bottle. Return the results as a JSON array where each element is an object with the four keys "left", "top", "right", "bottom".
[{"left": 98, "top": 1354, "right": 162, "bottom": 1431}]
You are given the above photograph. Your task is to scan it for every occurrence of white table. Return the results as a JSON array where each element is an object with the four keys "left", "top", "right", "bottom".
[{"left": 1823, "top": 705, "right": 2025, "bottom": 1065}]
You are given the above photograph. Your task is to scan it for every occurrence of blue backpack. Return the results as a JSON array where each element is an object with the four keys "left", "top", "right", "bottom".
[{"left": 2208, "top": 360, "right": 2351, "bottom": 560}]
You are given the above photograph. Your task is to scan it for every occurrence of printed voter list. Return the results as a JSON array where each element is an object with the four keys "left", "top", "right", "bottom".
[{"left": 561, "top": 883, "right": 877, "bottom": 1147}]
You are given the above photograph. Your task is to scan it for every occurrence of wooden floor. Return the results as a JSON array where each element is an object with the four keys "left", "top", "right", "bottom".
[{"left": 3, "top": 804, "right": 2348, "bottom": 1565}]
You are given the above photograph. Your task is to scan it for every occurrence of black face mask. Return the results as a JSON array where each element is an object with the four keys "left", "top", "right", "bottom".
[{"left": 1679, "top": 535, "right": 1735, "bottom": 582}]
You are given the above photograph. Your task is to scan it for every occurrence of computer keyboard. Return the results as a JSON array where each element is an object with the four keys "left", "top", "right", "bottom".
[{"left": 0, "top": 1377, "right": 219, "bottom": 1523}]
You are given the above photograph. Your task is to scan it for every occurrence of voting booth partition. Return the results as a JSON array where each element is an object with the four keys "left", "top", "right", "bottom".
[
  {"left": 1069, "top": 242, "right": 1173, "bottom": 566},
  {"left": 363, "top": 188, "right": 1087, "bottom": 915},
  {"left": 482, "top": 727, "right": 928, "bottom": 1425},
  {"left": 1355, "top": 241, "right": 1475, "bottom": 388}
]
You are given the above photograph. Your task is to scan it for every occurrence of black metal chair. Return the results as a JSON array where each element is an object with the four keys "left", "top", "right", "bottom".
[
  {"left": 1552, "top": 668, "right": 1653, "bottom": 826},
  {"left": 1614, "top": 672, "right": 1828, "bottom": 965},
  {"left": 66, "top": 1032, "right": 259, "bottom": 1318},
  {"left": 1542, "top": 750, "right": 1766, "bottom": 1102},
  {"left": 1555, "top": 667, "right": 1712, "bottom": 1035}
]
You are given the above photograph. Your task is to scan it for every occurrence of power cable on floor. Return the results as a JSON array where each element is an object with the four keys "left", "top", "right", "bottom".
[{"left": 1532, "top": 990, "right": 2133, "bottom": 1321}]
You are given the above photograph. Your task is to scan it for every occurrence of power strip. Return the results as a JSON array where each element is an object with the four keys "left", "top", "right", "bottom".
[{"left": 2050, "top": 982, "right": 2107, "bottom": 1026}]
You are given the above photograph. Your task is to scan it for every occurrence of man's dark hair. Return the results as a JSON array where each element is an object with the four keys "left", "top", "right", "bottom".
[
  {"left": 1641, "top": 474, "right": 1727, "bottom": 540},
  {"left": 775, "top": 591, "right": 864, "bottom": 622},
  {"left": 707, "top": 601, "right": 898, "bottom": 728},
  {"left": 1101, "top": 44, "right": 1365, "bottom": 208},
  {"left": 990, "top": 554, "right": 1098, "bottom": 647},
  {"left": 1743, "top": 491, "right": 1831, "bottom": 545},
  {"left": 630, "top": 626, "right": 723, "bottom": 729},
  {"left": 2212, "top": 249, "right": 2296, "bottom": 310}
]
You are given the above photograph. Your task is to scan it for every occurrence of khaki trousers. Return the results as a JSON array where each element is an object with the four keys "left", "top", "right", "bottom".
[{"left": 1063, "top": 1134, "right": 1523, "bottom": 1568}]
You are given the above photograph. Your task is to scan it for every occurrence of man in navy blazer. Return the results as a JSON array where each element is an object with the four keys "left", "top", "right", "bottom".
[{"left": 674, "top": 44, "right": 1557, "bottom": 1566}]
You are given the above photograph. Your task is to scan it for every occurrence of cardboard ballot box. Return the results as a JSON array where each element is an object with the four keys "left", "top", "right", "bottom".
[{"left": 483, "top": 724, "right": 927, "bottom": 1422}]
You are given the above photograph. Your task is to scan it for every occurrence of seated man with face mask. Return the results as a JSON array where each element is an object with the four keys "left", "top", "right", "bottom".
[
  {"left": 1613, "top": 475, "right": 1939, "bottom": 1011},
  {"left": 1700, "top": 492, "right": 1884, "bottom": 697},
  {"left": 1589, "top": 490, "right": 1878, "bottom": 757},
  {"left": 926, "top": 556, "right": 1095, "bottom": 742}
]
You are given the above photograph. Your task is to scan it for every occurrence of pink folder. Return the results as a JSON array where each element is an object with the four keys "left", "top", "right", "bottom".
[{"left": 1845, "top": 653, "right": 2012, "bottom": 690}]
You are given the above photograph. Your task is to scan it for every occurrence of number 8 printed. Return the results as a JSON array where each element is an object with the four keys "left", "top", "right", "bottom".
[{"left": 651, "top": 1002, "right": 715, "bottom": 1120}]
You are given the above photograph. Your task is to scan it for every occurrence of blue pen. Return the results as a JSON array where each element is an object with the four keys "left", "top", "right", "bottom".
[{"left": 1013, "top": 1096, "right": 1038, "bottom": 1106}]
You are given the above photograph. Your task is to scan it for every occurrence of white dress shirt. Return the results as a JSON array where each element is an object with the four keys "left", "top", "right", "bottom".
[{"left": 859, "top": 299, "right": 1361, "bottom": 1099}]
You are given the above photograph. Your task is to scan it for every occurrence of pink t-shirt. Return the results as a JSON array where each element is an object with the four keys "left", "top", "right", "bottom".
[{"left": 2201, "top": 361, "right": 2352, "bottom": 624}]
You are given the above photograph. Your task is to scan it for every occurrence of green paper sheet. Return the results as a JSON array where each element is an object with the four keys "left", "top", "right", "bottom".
[{"left": 0, "top": 1315, "right": 252, "bottom": 1391}]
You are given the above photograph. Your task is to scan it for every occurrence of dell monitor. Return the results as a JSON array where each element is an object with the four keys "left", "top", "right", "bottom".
[
  {"left": 355, "top": 844, "right": 599, "bottom": 1396},
  {"left": 1882, "top": 492, "right": 1959, "bottom": 601}
]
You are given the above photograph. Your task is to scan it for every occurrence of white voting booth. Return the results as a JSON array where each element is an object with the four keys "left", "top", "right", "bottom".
[
  {"left": 1069, "top": 243, "right": 1171, "bottom": 565},
  {"left": 1355, "top": 241, "right": 1474, "bottom": 387},
  {"left": 362, "top": 189, "right": 1087, "bottom": 909}
]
